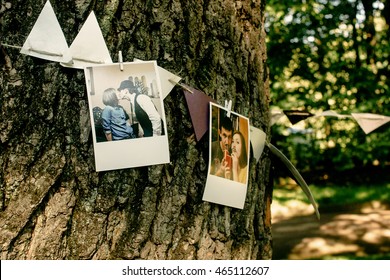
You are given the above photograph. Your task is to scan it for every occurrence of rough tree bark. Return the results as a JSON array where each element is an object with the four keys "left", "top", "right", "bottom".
[{"left": 0, "top": 0, "right": 271, "bottom": 260}]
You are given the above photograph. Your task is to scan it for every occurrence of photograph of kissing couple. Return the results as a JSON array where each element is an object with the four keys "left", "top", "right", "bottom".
[{"left": 85, "top": 60, "right": 169, "bottom": 172}]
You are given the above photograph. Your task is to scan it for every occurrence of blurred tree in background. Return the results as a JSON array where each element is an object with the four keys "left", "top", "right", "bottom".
[{"left": 266, "top": 0, "right": 390, "bottom": 177}]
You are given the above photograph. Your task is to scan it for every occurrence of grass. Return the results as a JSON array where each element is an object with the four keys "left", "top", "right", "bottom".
[{"left": 273, "top": 179, "right": 390, "bottom": 209}]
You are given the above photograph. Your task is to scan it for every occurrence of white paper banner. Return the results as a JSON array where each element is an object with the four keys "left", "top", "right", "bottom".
[
  {"left": 351, "top": 113, "right": 390, "bottom": 134},
  {"left": 250, "top": 125, "right": 266, "bottom": 162},
  {"left": 61, "top": 12, "right": 112, "bottom": 69},
  {"left": 20, "top": 1, "right": 71, "bottom": 63}
]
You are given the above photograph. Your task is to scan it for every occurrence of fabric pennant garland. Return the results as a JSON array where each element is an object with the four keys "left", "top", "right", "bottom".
[
  {"left": 351, "top": 113, "right": 390, "bottom": 134},
  {"left": 182, "top": 85, "right": 217, "bottom": 141},
  {"left": 61, "top": 12, "right": 112, "bottom": 69},
  {"left": 283, "top": 110, "right": 314, "bottom": 125},
  {"left": 20, "top": 1, "right": 71, "bottom": 63}
]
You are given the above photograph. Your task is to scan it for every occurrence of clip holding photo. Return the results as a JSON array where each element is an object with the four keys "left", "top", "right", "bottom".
[
  {"left": 118, "top": 50, "right": 124, "bottom": 71},
  {"left": 224, "top": 100, "right": 232, "bottom": 118}
]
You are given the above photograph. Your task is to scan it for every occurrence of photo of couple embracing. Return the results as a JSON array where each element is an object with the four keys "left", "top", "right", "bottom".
[{"left": 85, "top": 60, "right": 169, "bottom": 172}]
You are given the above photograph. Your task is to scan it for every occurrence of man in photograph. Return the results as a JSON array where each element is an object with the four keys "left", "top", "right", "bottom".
[
  {"left": 117, "top": 79, "right": 164, "bottom": 137},
  {"left": 210, "top": 115, "right": 233, "bottom": 177}
]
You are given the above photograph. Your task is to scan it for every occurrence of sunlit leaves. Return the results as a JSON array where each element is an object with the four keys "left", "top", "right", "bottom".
[{"left": 267, "top": 0, "right": 390, "bottom": 171}]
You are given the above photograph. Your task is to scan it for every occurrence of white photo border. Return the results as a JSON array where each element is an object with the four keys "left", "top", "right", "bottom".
[
  {"left": 203, "top": 102, "right": 250, "bottom": 209},
  {"left": 84, "top": 61, "right": 170, "bottom": 171}
]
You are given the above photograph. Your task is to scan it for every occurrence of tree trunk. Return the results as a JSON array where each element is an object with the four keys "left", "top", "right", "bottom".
[{"left": 0, "top": 0, "right": 271, "bottom": 260}]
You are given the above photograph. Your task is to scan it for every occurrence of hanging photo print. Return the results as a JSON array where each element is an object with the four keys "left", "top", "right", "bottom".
[
  {"left": 203, "top": 103, "right": 250, "bottom": 209},
  {"left": 85, "top": 60, "right": 170, "bottom": 171}
]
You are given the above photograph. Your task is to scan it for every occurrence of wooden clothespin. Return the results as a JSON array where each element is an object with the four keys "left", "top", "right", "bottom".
[
  {"left": 225, "top": 100, "right": 232, "bottom": 117},
  {"left": 118, "top": 51, "right": 124, "bottom": 71}
]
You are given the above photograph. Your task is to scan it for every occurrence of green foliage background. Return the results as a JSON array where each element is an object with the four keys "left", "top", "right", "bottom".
[{"left": 266, "top": 0, "right": 389, "bottom": 174}]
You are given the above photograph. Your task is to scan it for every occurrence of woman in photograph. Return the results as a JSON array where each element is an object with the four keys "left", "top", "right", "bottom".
[
  {"left": 226, "top": 130, "right": 248, "bottom": 183},
  {"left": 101, "top": 88, "right": 135, "bottom": 141}
]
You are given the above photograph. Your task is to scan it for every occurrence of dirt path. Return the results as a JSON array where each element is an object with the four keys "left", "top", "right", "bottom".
[{"left": 271, "top": 202, "right": 390, "bottom": 259}]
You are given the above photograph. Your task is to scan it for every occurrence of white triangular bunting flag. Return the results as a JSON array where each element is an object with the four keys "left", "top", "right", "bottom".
[
  {"left": 351, "top": 113, "right": 390, "bottom": 134},
  {"left": 250, "top": 126, "right": 267, "bottom": 162},
  {"left": 134, "top": 58, "right": 181, "bottom": 99},
  {"left": 61, "top": 12, "right": 112, "bottom": 69},
  {"left": 316, "top": 110, "right": 351, "bottom": 119},
  {"left": 270, "top": 110, "right": 285, "bottom": 126},
  {"left": 20, "top": 1, "right": 71, "bottom": 63},
  {"left": 158, "top": 66, "right": 182, "bottom": 100}
]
